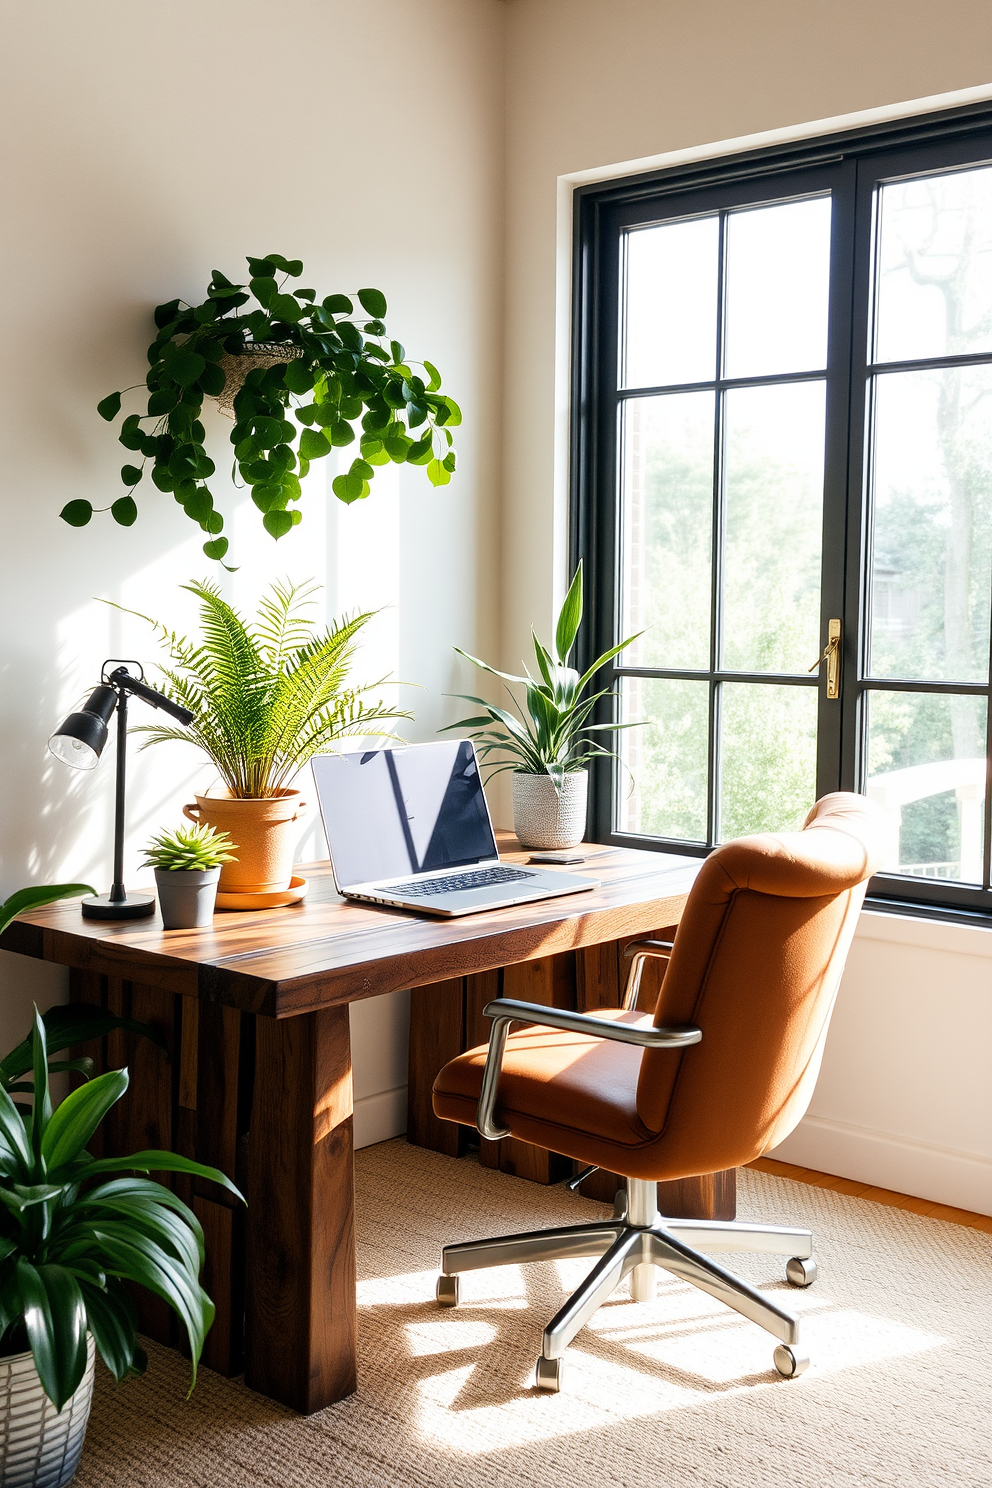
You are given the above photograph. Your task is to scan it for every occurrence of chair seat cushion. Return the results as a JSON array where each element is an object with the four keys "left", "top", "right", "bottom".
[{"left": 432, "top": 1008, "right": 656, "bottom": 1159}]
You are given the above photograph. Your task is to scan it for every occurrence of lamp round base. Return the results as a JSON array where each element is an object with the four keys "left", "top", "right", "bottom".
[{"left": 81, "top": 893, "right": 156, "bottom": 921}]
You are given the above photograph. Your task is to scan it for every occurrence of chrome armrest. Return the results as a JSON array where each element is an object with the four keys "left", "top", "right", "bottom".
[
  {"left": 622, "top": 938, "right": 675, "bottom": 1010},
  {"left": 476, "top": 995, "right": 702, "bottom": 1142}
]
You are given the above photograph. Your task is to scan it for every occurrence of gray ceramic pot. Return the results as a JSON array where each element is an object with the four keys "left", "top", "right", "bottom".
[{"left": 154, "top": 867, "right": 221, "bottom": 929}]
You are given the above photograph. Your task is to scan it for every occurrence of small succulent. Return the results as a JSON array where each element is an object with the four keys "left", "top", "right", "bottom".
[{"left": 141, "top": 823, "right": 237, "bottom": 872}]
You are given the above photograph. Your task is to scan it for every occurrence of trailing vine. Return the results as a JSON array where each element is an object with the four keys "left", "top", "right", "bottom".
[{"left": 65, "top": 253, "right": 459, "bottom": 563}]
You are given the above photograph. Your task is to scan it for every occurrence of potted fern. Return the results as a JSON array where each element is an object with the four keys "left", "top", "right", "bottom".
[
  {"left": 444, "top": 563, "right": 641, "bottom": 849},
  {"left": 114, "top": 578, "right": 409, "bottom": 904},
  {"left": 0, "top": 1007, "right": 241, "bottom": 1487},
  {"left": 141, "top": 823, "right": 236, "bottom": 928}
]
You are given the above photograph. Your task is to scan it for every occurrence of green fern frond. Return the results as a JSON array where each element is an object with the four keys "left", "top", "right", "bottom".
[
  {"left": 254, "top": 578, "right": 322, "bottom": 669},
  {"left": 115, "top": 580, "right": 407, "bottom": 796}
]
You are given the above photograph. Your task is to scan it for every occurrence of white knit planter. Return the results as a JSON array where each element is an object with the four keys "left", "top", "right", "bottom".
[
  {"left": 0, "top": 1336, "right": 95, "bottom": 1488},
  {"left": 511, "top": 770, "right": 588, "bottom": 850}
]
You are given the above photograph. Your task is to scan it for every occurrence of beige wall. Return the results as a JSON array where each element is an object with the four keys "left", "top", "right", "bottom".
[
  {"left": 500, "top": 0, "right": 992, "bottom": 1211},
  {"left": 0, "top": 0, "right": 506, "bottom": 1140}
]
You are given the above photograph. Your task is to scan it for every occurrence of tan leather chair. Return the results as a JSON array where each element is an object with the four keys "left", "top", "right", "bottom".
[{"left": 431, "top": 793, "right": 884, "bottom": 1391}]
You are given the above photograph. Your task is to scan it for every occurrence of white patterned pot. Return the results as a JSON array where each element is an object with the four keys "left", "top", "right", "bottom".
[
  {"left": 0, "top": 1335, "right": 95, "bottom": 1487},
  {"left": 511, "top": 770, "right": 589, "bottom": 850}
]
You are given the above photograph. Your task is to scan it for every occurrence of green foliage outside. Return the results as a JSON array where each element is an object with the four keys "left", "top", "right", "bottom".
[
  {"left": 622, "top": 175, "right": 992, "bottom": 877},
  {"left": 66, "top": 255, "right": 459, "bottom": 564},
  {"left": 620, "top": 391, "right": 820, "bottom": 844}
]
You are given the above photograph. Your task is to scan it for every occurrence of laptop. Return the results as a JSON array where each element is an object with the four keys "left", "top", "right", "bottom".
[{"left": 311, "top": 740, "right": 600, "bottom": 917}]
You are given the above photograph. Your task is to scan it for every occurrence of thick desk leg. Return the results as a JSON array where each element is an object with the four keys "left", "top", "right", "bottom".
[
  {"left": 407, "top": 978, "right": 464, "bottom": 1157},
  {"left": 246, "top": 1007, "right": 357, "bottom": 1413}
]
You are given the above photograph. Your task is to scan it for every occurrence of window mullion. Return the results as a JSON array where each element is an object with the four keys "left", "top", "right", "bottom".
[{"left": 707, "top": 213, "right": 730, "bottom": 846}]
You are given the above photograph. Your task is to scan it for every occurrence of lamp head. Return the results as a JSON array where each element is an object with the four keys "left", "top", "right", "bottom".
[
  {"left": 49, "top": 662, "right": 194, "bottom": 774},
  {"left": 48, "top": 683, "right": 117, "bottom": 770}
]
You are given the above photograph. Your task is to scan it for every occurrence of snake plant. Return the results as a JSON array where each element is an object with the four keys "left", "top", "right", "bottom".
[
  {"left": 443, "top": 562, "right": 642, "bottom": 791},
  {"left": 0, "top": 1008, "right": 241, "bottom": 1409},
  {"left": 111, "top": 577, "right": 410, "bottom": 798}
]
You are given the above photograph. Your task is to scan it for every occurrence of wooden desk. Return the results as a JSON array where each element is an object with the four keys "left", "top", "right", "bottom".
[{"left": 0, "top": 835, "right": 702, "bottom": 1414}]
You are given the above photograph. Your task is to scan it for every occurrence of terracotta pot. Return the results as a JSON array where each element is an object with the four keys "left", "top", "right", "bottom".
[{"left": 182, "top": 789, "right": 309, "bottom": 895}]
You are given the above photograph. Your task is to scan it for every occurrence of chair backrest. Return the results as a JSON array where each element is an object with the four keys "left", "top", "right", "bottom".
[{"left": 636, "top": 793, "right": 885, "bottom": 1175}]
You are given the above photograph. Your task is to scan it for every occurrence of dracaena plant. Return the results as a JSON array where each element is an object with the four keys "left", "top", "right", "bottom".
[
  {"left": 64, "top": 254, "right": 460, "bottom": 565},
  {"left": 0, "top": 885, "right": 95, "bottom": 942},
  {"left": 113, "top": 577, "right": 410, "bottom": 799},
  {"left": 0, "top": 1010, "right": 241, "bottom": 1410},
  {"left": 443, "top": 562, "right": 642, "bottom": 790},
  {"left": 0, "top": 885, "right": 170, "bottom": 1096}
]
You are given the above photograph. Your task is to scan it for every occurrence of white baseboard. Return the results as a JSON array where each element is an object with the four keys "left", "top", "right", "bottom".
[
  {"left": 772, "top": 1115, "right": 992, "bottom": 1216},
  {"left": 351, "top": 1086, "right": 992, "bottom": 1216},
  {"left": 354, "top": 1085, "right": 408, "bottom": 1150}
]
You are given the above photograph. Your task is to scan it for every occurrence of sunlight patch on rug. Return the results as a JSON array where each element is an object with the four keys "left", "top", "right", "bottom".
[{"left": 389, "top": 1267, "right": 947, "bottom": 1452}]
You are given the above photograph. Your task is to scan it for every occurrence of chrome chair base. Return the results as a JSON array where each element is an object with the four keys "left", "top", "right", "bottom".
[{"left": 437, "top": 1177, "right": 815, "bottom": 1391}]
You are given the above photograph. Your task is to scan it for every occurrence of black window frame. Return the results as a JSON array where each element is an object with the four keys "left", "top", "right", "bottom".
[{"left": 571, "top": 100, "right": 992, "bottom": 923}]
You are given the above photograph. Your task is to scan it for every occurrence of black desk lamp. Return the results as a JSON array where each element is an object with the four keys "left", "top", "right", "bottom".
[{"left": 49, "top": 661, "right": 195, "bottom": 920}]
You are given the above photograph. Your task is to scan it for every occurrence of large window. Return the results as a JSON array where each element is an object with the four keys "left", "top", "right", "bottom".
[{"left": 572, "top": 106, "right": 992, "bottom": 917}]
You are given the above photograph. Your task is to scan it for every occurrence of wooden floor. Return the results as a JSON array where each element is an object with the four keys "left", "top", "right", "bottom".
[{"left": 748, "top": 1157, "right": 992, "bottom": 1233}]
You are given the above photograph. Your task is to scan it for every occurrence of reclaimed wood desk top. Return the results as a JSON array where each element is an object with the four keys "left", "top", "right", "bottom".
[{"left": 0, "top": 835, "right": 702, "bottom": 1019}]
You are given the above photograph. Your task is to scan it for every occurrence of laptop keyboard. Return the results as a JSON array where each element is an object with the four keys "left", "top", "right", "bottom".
[{"left": 379, "top": 865, "right": 538, "bottom": 898}]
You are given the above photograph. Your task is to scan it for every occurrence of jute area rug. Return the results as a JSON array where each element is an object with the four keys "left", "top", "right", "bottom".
[{"left": 76, "top": 1139, "right": 990, "bottom": 1488}]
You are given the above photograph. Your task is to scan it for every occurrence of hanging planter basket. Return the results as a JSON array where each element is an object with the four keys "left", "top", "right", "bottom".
[{"left": 214, "top": 344, "right": 301, "bottom": 418}]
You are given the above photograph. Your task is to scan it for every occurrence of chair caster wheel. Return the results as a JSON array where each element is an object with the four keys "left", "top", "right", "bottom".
[
  {"left": 773, "top": 1344, "right": 810, "bottom": 1378},
  {"left": 535, "top": 1356, "right": 563, "bottom": 1392},
  {"left": 786, "top": 1256, "right": 818, "bottom": 1287},
  {"left": 436, "top": 1274, "right": 460, "bottom": 1308}
]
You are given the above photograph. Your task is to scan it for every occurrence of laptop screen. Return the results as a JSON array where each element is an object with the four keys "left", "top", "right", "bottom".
[{"left": 312, "top": 740, "right": 499, "bottom": 888}]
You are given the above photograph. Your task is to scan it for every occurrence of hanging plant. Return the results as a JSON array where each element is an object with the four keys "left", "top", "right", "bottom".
[{"left": 64, "top": 254, "right": 460, "bottom": 564}]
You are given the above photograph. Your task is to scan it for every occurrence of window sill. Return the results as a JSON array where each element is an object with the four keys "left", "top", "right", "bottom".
[{"left": 858, "top": 902, "right": 992, "bottom": 958}]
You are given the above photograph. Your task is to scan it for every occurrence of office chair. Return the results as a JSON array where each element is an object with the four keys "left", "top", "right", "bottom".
[{"left": 431, "top": 793, "right": 884, "bottom": 1391}]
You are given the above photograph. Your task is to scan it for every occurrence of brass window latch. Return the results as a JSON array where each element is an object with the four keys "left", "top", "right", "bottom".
[{"left": 808, "top": 619, "right": 841, "bottom": 699}]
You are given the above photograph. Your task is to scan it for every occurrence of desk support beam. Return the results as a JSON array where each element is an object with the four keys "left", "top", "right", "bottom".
[{"left": 246, "top": 1007, "right": 357, "bottom": 1413}]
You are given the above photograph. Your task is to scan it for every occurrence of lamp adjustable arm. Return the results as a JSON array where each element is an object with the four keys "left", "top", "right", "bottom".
[
  {"left": 105, "top": 666, "right": 194, "bottom": 726},
  {"left": 476, "top": 996, "right": 702, "bottom": 1142}
]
